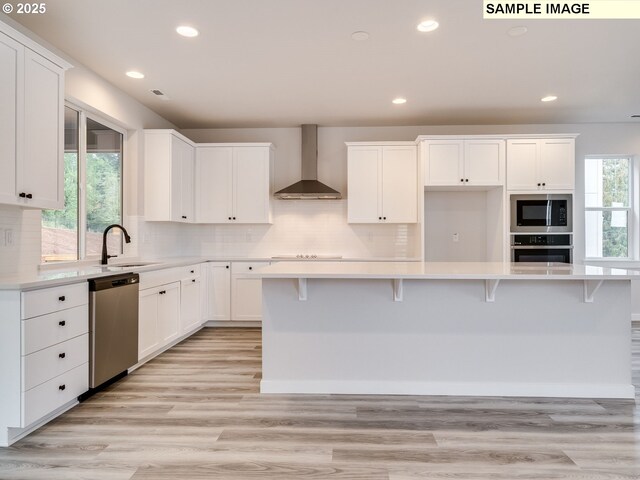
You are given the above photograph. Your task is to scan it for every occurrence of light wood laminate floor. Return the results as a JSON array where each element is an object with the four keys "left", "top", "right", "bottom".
[{"left": 2, "top": 327, "right": 640, "bottom": 479}]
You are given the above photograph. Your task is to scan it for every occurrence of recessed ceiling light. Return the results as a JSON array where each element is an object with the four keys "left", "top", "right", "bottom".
[
  {"left": 126, "top": 71, "right": 144, "bottom": 79},
  {"left": 176, "top": 25, "right": 199, "bottom": 37},
  {"left": 417, "top": 20, "right": 439, "bottom": 32},
  {"left": 541, "top": 95, "right": 558, "bottom": 102},
  {"left": 392, "top": 98, "right": 407, "bottom": 105},
  {"left": 351, "top": 31, "right": 370, "bottom": 41},
  {"left": 508, "top": 26, "right": 528, "bottom": 37}
]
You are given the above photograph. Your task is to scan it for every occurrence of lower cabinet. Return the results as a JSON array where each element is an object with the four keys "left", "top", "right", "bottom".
[
  {"left": 203, "top": 261, "right": 268, "bottom": 322},
  {"left": 138, "top": 282, "right": 180, "bottom": 361},
  {"left": 231, "top": 262, "right": 268, "bottom": 321}
]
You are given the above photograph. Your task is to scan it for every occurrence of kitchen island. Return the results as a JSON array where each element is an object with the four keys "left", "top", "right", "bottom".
[{"left": 257, "top": 262, "right": 637, "bottom": 399}]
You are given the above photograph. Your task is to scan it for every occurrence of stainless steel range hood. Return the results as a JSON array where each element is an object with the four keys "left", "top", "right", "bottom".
[{"left": 274, "top": 125, "right": 341, "bottom": 199}]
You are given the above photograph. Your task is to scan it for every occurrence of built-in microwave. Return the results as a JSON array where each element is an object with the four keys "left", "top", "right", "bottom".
[{"left": 510, "top": 194, "right": 572, "bottom": 233}]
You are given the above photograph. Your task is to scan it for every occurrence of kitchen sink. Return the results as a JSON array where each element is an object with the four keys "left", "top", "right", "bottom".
[{"left": 103, "top": 262, "right": 159, "bottom": 270}]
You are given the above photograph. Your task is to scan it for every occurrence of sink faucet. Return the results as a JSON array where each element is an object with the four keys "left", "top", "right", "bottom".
[{"left": 101, "top": 224, "right": 132, "bottom": 265}]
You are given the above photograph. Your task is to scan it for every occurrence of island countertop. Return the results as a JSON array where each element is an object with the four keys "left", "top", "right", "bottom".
[{"left": 255, "top": 261, "right": 638, "bottom": 280}]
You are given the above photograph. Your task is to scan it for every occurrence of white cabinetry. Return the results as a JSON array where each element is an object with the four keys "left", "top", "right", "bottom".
[
  {"left": 346, "top": 143, "right": 418, "bottom": 224},
  {"left": 507, "top": 138, "right": 575, "bottom": 191},
  {"left": 0, "top": 282, "right": 88, "bottom": 447},
  {"left": 205, "top": 262, "right": 231, "bottom": 321},
  {"left": 231, "top": 262, "right": 269, "bottom": 321},
  {"left": 420, "top": 137, "right": 505, "bottom": 187},
  {"left": 195, "top": 144, "right": 274, "bottom": 224},
  {"left": 138, "top": 282, "right": 180, "bottom": 360},
  {"left": 202, "top": 261, "right": 267, "bottom": 323},
  {"left": 0, "top": 24, "right": 70, "bottom": 210},
  {"left": 180, "top": 264, "right": 202, "bottom": 335},
  {"left": 144, "top": 130, "right": 195, "bottom": 222}
]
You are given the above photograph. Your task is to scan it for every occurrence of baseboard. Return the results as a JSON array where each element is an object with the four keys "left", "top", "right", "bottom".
[
  {"left": 260, "top": 379, "right": 636, "bottom": 399},
  {"left": 204, "top": 320, "right": 261, "bottom": 328},
  {"left": 3, "top": 399, "right": 78, "bottom": 447}
]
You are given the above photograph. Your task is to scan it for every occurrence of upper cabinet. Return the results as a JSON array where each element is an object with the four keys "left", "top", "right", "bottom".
[
  {"left": 346, "top": 143, "right": 418, "bottom": 224},
  {"left": 195, "top": 144, "right": 273, "bottom": 224},
  {"left": 144, "top": 130, "right": 195, "bottom": 223},
  {"left": 420, "top": 137, "right": 505, "bottom": 187},
  {"left": 507, "top": 137, "right": 576, "bottom": 191},
  {"left": 0, "top": 25, "right": 71, "bottom": 210}
]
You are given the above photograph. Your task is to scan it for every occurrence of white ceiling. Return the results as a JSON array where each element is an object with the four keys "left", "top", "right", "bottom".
[{"left": 7, "top": 0, "right": 640, "bottom": 128}]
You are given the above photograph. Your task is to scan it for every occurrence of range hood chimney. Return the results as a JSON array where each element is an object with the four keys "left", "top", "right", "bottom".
[{"left": 274, "top": 124, "right": 342, "bottom": 199}]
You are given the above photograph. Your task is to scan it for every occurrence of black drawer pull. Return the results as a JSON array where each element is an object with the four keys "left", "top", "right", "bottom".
[
  {"left": 19, "top": 192, "right": 26, "bottom": 198},
  {"left": 59, "top": 384, "right": 66, "bottom": 391},
  {"left": 225, "top": 265, "right": 229, "bottom": 269},
  {"left": 159, "top": 290, "right": 166, "bottom": 295},
  {"left": 58, "top": 296, "right": 66, "bottom": 302},
  {"left": 58, "top": 320, "right": 66, "bottom": 326},
  {"left": 249, "top": 266, "right": 253, "bottom": 270},
  {"left": 182, "top": 215, "right": 187, "bottom": 219},
  {"left": 228, "top": 217, "right": 232, "bottom": 220},
  {"left": 59, "top": 353, "right": 66, "bottom": 359},
  {"left": 383, "top": 217, "right": 387, "bottom": 220},
  {"left": 192, "top": 279, "right": 196, "bottom": 283},
  {"left": 26, "top": 193, "right": 33, "bottom": 199},
  {"left": 190, "top": 270, "right": 194, "bottom": 274},
  {"left": 232, "top": 217, "right": 236, "bottom": 220}
]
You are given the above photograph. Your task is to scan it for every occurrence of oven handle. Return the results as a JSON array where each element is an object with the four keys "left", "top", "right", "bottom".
[{"left": 511, "top": 245, "right": 574, "bottom": 249}]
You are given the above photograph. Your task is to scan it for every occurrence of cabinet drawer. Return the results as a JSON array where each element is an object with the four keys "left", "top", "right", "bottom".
[
  {"left": 22, "top": 282, "right": 88, "bottom": 319},
  {"left": 22, "top": 305, "right": 88, "bottom": 355},
  {"left": 23, "top": 334, "right": 88, "bottom": 391},
  {"left": 231, "top": 261, "right": 269, "bottom": 276},
  {"left": 181, "top": 264, "right": 201, "bottom": 279},
  {"left": 22, "top": 363, "right": 88, "bottom": 427}
]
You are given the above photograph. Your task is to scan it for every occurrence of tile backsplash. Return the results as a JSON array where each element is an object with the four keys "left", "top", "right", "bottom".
[
  {"left": 0, "top": 205, "right": 41, "bottom": 276},
  {"left": 135, "top": 200, "right": 420, "bottom": 259}
]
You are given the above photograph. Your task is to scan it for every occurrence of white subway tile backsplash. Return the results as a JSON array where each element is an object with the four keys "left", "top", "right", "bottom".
[
  {"left": 0, "top": 205, "right": 42, "bottom": 276},
  {"left": 135, "top": 200, "right": 420, "bottom": 259}
]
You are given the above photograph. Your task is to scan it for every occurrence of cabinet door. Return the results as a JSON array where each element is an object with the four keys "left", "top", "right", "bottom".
[
  {"left": 231, "top": 262, "right": 268, "bottom": 321},
  {"left": 20, "top": 48, "right": 64, "bottom": 209},
  {"left": 464, "top": 139, "right": 504, "bottom": 185},
  {"left": 233, "top": 147, "right": 270, "bottom": 223},
  {"left": 207, "top": 262, "right": 231, "bottom": 321},
  {"left": 170, "top": 137, "right": 193, "bottom": 222},
  {"left": 195, "top": 147, "right": 232, "bottom": 222},
  {"left": 506, "top": 139, "right": 539, "bottom": 191},
  {"left": 180, "top": 278, "right": 201, "bottom": 334},
  {"left": 347, "top": 146, "right": 381, "bottom": 223},
  {"left": 539, "top": 139, "right": 575, "bottom": 190},
  {"left": 0, "top": 33, "right": 21, "bottom": 205},
  {"left": 381, "top": 146, "right": 417, "bottom": 223},
  {"left": 138, "top": 288, "right": 159, "bottom": 361},
  {"left": 158, "top": 283, "right": 180, "bottom": 345},
  {"left": 423, "top": 140, "right": 464, "bottom": 186}
]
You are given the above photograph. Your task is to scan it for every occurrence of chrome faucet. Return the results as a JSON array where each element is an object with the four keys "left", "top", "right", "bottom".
[{"left": 101, "top": 224, "right": 132, "bottom": 265}]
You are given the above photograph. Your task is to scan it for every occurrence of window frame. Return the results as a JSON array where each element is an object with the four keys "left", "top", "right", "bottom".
[
  {"left": 41, "top": 102, "right": 127, "bottom": 264},
  {"left": 584, "top": 154, "right": 635, "bottom": 261}
]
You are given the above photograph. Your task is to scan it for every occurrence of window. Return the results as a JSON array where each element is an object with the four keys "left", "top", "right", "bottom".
[
  {"left": 41, "top": 105, "right": 124, "bottom": 263},
  {"left": 584, "top": 156, "right": 633, "bottom": 259}
]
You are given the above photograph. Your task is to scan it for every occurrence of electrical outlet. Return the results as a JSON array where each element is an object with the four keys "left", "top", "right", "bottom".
[{"left": 452, "top": 233, "right": 459, "bottom": 243}]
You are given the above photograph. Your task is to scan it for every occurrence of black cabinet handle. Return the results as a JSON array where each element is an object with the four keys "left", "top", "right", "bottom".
[
  {"left": 190, "top": 270, "right": 194, "bottom": 274},
  {"left": 232, "top": 217, "right": 236, "bottom": 220},
  {"left": 249, "top": 266, "right": 253, "bottom": 270},
  {"left": 59, "top": 353, "right": 66, "bottom": 359},
  {"left": 228, "top": 217, "right": 232, "bottom": 220},
  {"left": 378, "top": 217, "right": 382, "bottom": 220},
  {"left": 58, "top": 296, "right": 66, "bottom": 302},
  {"left": 19, "top": 192, "right": 26, "bottom": 198},
  {"left": 537, "top": 183, "right": 541, "bottom": 186},
  {"left": 192, "top": 279, "right": 196, "bottom": 283},
  {"left": 159, "top": 290, "right": 166, "bottom": 295},
  {"left": 26, "top": 193, "right": 32, "bottom": 199},
  {"left": 383, "top": 217, "right": 387, "bottom": 220},
  {"left": 542, "top": 182, "right": 546, "bottom": 186},
  {"left": 59, "top": 384, "right": 66, "bottom": 391},
  {"left": 58, "top": 320, "right": 66, "bottom": 326},
  {"left": 465, "top": 179, "right": 469, "bottom": 182},
  {"left": 460, "top": 179, "right": 464, "bottom": 182},
  {"left": 225, "top": 265, "right": 229, "bottom": 269}
]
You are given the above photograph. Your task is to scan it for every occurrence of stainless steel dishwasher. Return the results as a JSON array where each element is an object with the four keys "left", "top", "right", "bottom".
[{"left": 88, "top": 273, "right": 139, "bottom": 389}]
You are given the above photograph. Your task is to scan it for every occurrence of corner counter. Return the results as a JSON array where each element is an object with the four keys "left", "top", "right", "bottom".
[{"left": 255, "top": 262, "right": 637, "bottom": 399}]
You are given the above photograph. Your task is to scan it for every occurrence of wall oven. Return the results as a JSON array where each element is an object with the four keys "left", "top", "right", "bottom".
[
  {"left": 511, "top": 234, "right": 573, "bottom": 263},
  {"left": 510, "top": 194, "right": 572, "bottom": 233}
]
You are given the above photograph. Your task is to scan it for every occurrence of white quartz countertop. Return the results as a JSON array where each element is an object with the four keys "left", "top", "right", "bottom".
[{"left": 255, "top": 261, "right": 640, "bottom": 280}]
